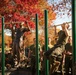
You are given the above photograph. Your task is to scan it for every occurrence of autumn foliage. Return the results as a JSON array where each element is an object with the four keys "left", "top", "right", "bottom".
[{"left": 0, "top": 0, "right": 56, "bottom": 29}]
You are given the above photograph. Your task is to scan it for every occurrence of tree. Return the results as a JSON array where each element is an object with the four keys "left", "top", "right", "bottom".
[{"left": 0, "top": 0, "right": 56, "bottom": 29}]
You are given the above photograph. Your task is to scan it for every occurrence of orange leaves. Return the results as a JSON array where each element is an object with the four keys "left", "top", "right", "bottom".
[
  {"left": 24, "top": 32, "right": 35, "bottom": 46},
  {"left": 36, "top": 0, "right": 56, "bottom": 26},
  {"left": 48, "top": 11, "right": 56, "bottom": 20}
]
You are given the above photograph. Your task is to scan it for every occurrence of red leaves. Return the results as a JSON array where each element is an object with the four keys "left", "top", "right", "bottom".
[
  {"left": 13, "top": 12, "right": 20, "bottom": 21},
  {"left": 14, "top": 12, "right": 26, "bottom": 21},
  {"left": 28, "top": 21, "right": 35, "bottom": 29},
  {"left": 14, "top": 0, "right": 21, "bottom": 4},
  {"left": 14, "top": 0, "right": 38, "bottom": 5},
  {"left": 7, "top": 4, "right": 15, "bottom": 13},
  {"left": 0, "top": 0, "right": 9, "bottom": 8},
  {"left": 16, "top": 24, "right": 20, "bottom": 28},
  {"left": 16, "top": 4, "right": 23, "bottom": 11},
  {"left": 9, "top": 24, "right": 12, "bottom": 28}
]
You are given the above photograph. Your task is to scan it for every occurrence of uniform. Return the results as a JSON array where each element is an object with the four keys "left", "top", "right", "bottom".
[{"left": 65, "top": 43, "right": 72, "bottom": 75}]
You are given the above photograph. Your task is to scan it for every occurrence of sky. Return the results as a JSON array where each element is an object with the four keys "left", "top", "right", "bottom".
[{"left": 47, "top": 0, "right": 72, "bottom": 26}]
